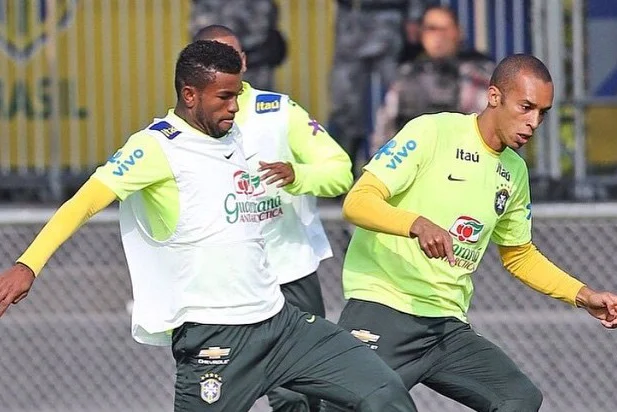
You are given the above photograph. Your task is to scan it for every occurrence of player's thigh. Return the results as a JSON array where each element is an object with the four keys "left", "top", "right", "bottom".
[
  {"left": 337, "top": 298, "right": 436, "bottom": 389},
  {"left": 422, "top": 323, "right": 542, "bottom": 412},
  {"left": 268, "top": 275, "right": 326, "bottom": 412},
  {"left": 268, "top": 305, "right": 415, "bottom": 411},
  {"left": 280, "top": 272, "right": 326, "bottom": 318},
  {"left": 172, "top": 322, "right": 267, "bottom": 412}
]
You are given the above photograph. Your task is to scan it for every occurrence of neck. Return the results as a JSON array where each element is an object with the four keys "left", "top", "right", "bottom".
[
  {"left": 476, "top": 110, "right": 505, "bottom": 152},
  {"left": 173, "top": 106, "right": 209, "bottom": 136}
]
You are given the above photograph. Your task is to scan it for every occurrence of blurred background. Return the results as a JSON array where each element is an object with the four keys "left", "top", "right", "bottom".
[{"left": 0, "top": 0, "right": 616, "bottom": 411}]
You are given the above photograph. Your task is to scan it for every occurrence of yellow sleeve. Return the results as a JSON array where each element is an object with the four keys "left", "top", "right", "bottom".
[
  {"left": 499, "top": 242, "right": 585, "bottom": 306},
  {"left": 284, "top": 100, "right": 353, "bottom": 197},
  {"left": 342, "top": 171, "right": 419, "bottom": 237},
  {"left": 16, "top": 178, "right": 117, "bottom": 276}
]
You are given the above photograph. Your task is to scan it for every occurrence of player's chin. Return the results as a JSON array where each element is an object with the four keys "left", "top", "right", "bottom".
[
  {"left": 219, "top": 119, "right": 234, "bottom": 131},
  {"left": 507, "top": 140, "right": 525, "bottom": 150},
  {"left": 212, "top": 121, "right": 233, "bottom": 138}
]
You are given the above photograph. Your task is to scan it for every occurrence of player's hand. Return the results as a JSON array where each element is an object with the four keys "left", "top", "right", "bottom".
[
  {"left": 0, "top": 263, "right": 35, "bottom": 317},
  {"left": 576, "top": 286, "right": 617, "bottom": 329},
  {"left": 409, "top": 216, "right": 455, "bottom": 266},
  {"left": 258, "top": 161, "right": 295, "bottom": 188}
]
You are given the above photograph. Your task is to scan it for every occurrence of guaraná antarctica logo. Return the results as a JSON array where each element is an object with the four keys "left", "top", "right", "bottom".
[
  {"left": 224, "top": 170, "right": 283, "bottom": 224},
  {"left": 445, "top": 216, "right": 484, "bottom": 270}
]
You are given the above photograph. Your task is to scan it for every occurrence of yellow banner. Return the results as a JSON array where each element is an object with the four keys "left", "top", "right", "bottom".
[
  {"left": 0, "top": 0, "right": 190, "bottom": 169},
  {"left": 0, "top": 0, "right": 337, "bottom": 170}
]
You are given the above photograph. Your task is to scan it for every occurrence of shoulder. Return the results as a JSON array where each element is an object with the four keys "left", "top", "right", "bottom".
[
  {"left": 123, "top": 130, "right": 161, "bottom": 151},
  {"left": 393, "top": 114, "right": 441, "bottom": 148},
  {"left": 108, "top": 130, "right": 166, "bottom": 168},
  {"left": 500, "top": 148, "right": 529, "bottom": 181},
  {"left": 400, "top": 112, "right": 472, "bottom": 131},
  {"left": 425, "top": 112, "right": 474, "bottom": 131},
  {"left": 146, "top": 119, "right": 182, "bottom": 141},
  {"left": 250, "top": 86, "right": 293, "bottom": 115}
]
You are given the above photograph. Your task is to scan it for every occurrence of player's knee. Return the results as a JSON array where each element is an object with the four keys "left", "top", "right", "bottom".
[
  {"left": 356, "top": 373, "right": 417, "bottom": 412},
  {"left": 497, "top": 376, "right": 543, "bottom": 412}
]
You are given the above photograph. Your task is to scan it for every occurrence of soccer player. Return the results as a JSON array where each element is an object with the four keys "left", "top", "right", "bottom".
[
  {"left": 324, "top": 54, "right": 617, "bottom": 412},
  {"left": 0, "top": 41, "right": 416, "bottom": 412},
  {"left": 192, "top": 24, "right": 353, "bottom": 412}
]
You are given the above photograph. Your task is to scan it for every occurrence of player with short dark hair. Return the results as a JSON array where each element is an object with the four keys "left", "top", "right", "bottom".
[
  {"left": 0, "top": 40, "right": 416, "bottom": 412},
  {"left": 324, "top": 54, "right": 617, "bottom": 412},
  {"left": 193, "top": 25, "right": 354, "bottom": 412}
]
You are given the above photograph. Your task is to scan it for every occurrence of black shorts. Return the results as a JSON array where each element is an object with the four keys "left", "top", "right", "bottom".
[
  {"left": 172, "top": 302, "right": 416, "bottom": 412},
  {"left": 279, "top": 271, "right": 326, "bottom": 317},
  {"left": 331, "top": 299, "right": 543, "bottom": 412}
]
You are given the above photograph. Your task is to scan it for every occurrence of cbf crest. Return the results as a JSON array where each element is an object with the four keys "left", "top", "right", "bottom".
[
  {"left": 200, "top": 373, "right": 222, "bottom": 404},
  {"left": 0, "top": 0, "right": 77, "bottom": 61},
  {"left": 494, "top": 187, "right": 510, "bottom": 216}
]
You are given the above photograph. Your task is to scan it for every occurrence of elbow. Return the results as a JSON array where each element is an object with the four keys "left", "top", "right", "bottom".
[
  {"left": 326, "top": 164, "right": 354, "bottom": 197},
  {"left": 339, "top": 169, "right": 354, "bottom": 195},
  {"left": 499, "top": 242, "right": 538, "bottom": 275},
  {"left": 342, "top": 190, "right": 361, "bottom": 225}
]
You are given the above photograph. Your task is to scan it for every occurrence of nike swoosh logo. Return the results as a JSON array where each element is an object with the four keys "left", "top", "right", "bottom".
[
  {"left": 224, "top": 151, "right": 235, "bottom": 160},
  {"left": 306, "top": 315, "right": 316, "bottom": 324},
  {"left": 447, "top": 174, "right": 465, "bottom": 182},
  {"left": 246, "top": 153, "right": 258, "bottom": 161}
]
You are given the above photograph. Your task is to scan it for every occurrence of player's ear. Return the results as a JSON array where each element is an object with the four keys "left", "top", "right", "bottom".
[
  {"left": 181, "top": 86, "right": 197, "bottom": 108},
  {"left": 487, "top": 85, "right": 502, "bottom": 108},
  {"left": 240, "top": 51, "right": 247, "bottom": 73}
]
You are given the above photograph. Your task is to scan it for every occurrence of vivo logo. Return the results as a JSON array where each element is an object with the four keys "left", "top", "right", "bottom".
[
  {"left": 108, "top": 149, "right": 145, "bottom": 176},
  {"left": 375, "top": 139, "right": 417, "bottom": 170}
]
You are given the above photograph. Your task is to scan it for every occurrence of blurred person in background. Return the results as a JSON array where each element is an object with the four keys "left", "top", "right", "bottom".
[
  {"left": 328, "top": 0, "right": 428, "bottom": 176},
  {"left": 398, "top": 1, "right": 425, "bottom": 63},
  {"left": 325, "top": 54, "right": 617, "bottom": 412},
  {"left": 371, "top": 5, "right": 494, "bottom": 153},
  {"left": 194, "top": 24, "right": 353, "bottom": 412},
  {"left": 0, "top": 41, "right": 416, "bottom": 412},
  {"left": 191, "top": 0, "right": 287, "bottom": 90}
]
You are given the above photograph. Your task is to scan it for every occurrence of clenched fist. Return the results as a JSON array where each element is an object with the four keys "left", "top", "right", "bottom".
[{"left": 409, "top": 216, "right": 455, "bottom": 266}]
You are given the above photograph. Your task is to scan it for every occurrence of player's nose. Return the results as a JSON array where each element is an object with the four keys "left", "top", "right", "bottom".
[{"left": 228, "top": 97, "right": 239, "bottom": 114}]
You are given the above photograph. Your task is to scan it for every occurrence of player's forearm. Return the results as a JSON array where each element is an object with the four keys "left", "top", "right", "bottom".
[
  {"left": 574, "top": 285, "right": 598, "bottom": 308},
  {"left": 17, "top": 178, "right": 117, "bottom": 275},
  {"left": 285, "top": 159, "right": 353, "bottom": 197},
  {"left": 499, "top": 242, "right": 585, "bottom": 306},
  {"left": 342, "top": 171, "right": 418, "bottom": 237}
]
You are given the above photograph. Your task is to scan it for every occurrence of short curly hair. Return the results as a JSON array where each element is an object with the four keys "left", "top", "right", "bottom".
[{"left": 174, "top": 40, "right": 242, "bottom": 98}]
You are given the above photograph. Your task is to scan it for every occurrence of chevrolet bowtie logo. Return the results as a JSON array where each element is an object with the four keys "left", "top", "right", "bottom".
[
  {"left": 350, "top": 329, "right": 380, "bottom": 343},
  {"left": 197, "top": 347, "right": 231, "bottom": 359}
]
